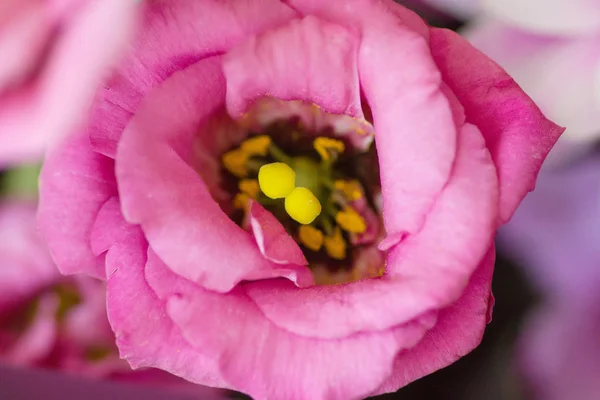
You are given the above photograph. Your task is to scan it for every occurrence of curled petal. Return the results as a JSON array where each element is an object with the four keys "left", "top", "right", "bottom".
[
  {"left": 249, "top": 201, "right": 309, "bottom": 268},
  {"left": 104, "top": 209, "right": 227, "bottom": 388},
  {"left": 223, "top": 15, "right": 362, "bottom": 118},
  {"left": 372, "top": 246, "right": 495, "bottom": 395},
  {"left": 38, "top": 135, "right": 116, "bottom": 280},
  {"left": 430, "top": 27, "right": 564, "bottom": 222},
  {"left": 144, "top": 255, "right": 436, "bottom": 400}
]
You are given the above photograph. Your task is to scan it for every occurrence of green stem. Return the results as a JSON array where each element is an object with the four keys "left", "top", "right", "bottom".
[{"left": 268, "top": 144, "right": 294, "bottom": 165}]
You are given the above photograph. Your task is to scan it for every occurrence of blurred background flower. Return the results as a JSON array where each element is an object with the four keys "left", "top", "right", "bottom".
[
  {"left": 0, "top": 165, "right": 228, "bottom": 398},
  {"left": 0, "top": 0, "right": 137, "bottom": 166}
]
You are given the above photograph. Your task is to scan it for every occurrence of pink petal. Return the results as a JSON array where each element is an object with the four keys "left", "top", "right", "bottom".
[
  {"left": 0, "top": 0, "right": 137, "bottom": 166},
  {"left": 90, "top": 0, "right": 297, "bottom": 158},
  {"left": 483, "top": 0, "right": 600, "bottom": 36},
  {"left": 90, "top": 196, "right": 140, "bottom": 263},
  {"left": 117, "top": 58, "right": 309, "bottom": 293},
  {"left": 430, "top": 27, "right": 564, "bottom": 223},
  {"left": 153, "top": 255, "right": 436, "bottom": 400},
  {"left": 246, "top": 123, "right": 497, "bottom": 339},
  {"left": 223, "top": 15, "right": 362, "bottom": 118},
  {"left": 249, "top": 201, "right": 309, "bottom": 268},
  {"left": 38, "top": 134, "right": 116, "bottom": 280},
  {"left": 465, "top": 20, "right": 600, "bottom": 143},
  {"left": 372, "top": 245, "right": 495, "bottom": 395},
  {"left": 104, "top": 212, "right": 227, "bottom": 388},
  {"left": 0, "top": 201, "right": 58, "bottom": 313}
]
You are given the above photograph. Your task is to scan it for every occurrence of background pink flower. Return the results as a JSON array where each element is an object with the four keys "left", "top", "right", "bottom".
[
  {"left": 497, "top": 152, "right": 600, "bottom": 400},
  {"left": 38, "top": 1, "right": 562, "bottom": 399},
  {"left": 0, "top": 0, "right": 137, "bottom": 167},
  {"left": 421, "top": 0, "right": 600, "bottom": 148}
]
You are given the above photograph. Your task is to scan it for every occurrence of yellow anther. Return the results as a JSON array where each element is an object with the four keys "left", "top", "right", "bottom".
[
  {"left": 313, "top": 137, "right": 345, "bottom": 161},
  {"left": 241, "top": 135, "right": 271, "bottom": 157},
  {"left": 284, "top": 187, "right": 322, "bottom": 225},
  {"left": 298, "top": 225, "right": 324, "bottom": 251},
  {"left": 334, "top": 180, "right": 363, "bottom": 201},
  {"left": 258, "top": 162, "right": 296, "bottom": 199},
  {"left": 233, "top": 193, "right": 250, "bottom": 211},
  {"left": 238, "top": 179, "right": 260, "bottom": 199},
  {"left": 222, "top": 149, "right": 248, "bottom": 178},
  {"left": 324, "top": 227, "right": 347, "bottom": 260},
  {"left": 336, "top": 207, "right": 367, "bottom": 234}
]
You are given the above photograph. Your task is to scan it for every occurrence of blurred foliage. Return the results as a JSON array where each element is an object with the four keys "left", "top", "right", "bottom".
[{"left": 0, "top": 164, "right": 42, "bottom": 199}]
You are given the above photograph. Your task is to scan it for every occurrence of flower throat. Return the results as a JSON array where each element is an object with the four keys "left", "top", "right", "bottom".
[{"left": 220, "top": 103, "right": 384, "bottom": 282}]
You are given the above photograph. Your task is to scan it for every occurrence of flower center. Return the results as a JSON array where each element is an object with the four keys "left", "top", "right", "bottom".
[{"left": 218, "top": 100, "right": 385, "bottom": 284}]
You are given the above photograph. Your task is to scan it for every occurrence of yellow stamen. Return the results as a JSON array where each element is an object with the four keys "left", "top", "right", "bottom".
[
  {"left": 336, "top": 207, "right": 367, "bottom": 234},
  {"left": 233, "top": 193, "right": 250, "bottom": 211},
  {"left": 324, "top": 227, "right": 346, "bottom": 260},
  {"left": 313, "top": 137, "right": 345, "bottom": 161},
  {"left": 334, "top": 180, "right": 363, "bottom": 201},
  {"left": 258, "top": 162, "right": 296, "bottom": 199},
  {"left": 298, "top": 225, "right": 324, "bottom": 251},
  {"left": 284, "top": 187, "right": 322, "bottom": 225},
  {"left": 222, "top": 149, "right": 248, "bottom": 178},
  {"left": 238, "top": 179, "right": 260, "bottom": 199},
  {"left": 241, "top": 135, "right": 271, "bottom": 157}
]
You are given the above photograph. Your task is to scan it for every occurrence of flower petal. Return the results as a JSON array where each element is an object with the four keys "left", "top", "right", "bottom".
[
  {"left": 104, "top": 211, "right": 227, "bottom": 388},
  {"left": 372, "top": 246, "right": 495, "bottom": 395},
  {"left": 465, "top": 20, "right": 600, "bottom": 143},
  {"left": 430, "top": 27, "right": 564, "bottom": 222},
  {"left": 117, "top": 58, "right": 310, "bottom": 292},
  {"left": 38, "top": 134, "right": 116, "bottom": 280},
  {"left": 146, "top": 255, "right": 436, "bottom": 400},
  {"left": 223, "top": 15, "right": 362, "bottom": 118},
  {"left": 249, "top": 201, "right": 309, "bottom": 267},
  {"left": 246, "top": 124, "right": 497, "bottom": 339},
  {"left": 90, "top": 0, "right": 297, "bottom": 158}
]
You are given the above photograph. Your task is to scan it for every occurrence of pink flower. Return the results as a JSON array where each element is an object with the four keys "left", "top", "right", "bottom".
[
  {"left": 37, "top": 1, "right": 562, "bottom": 399},
  {"left": 0, "top": 0, "right": 137, "bottom": 167}
]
